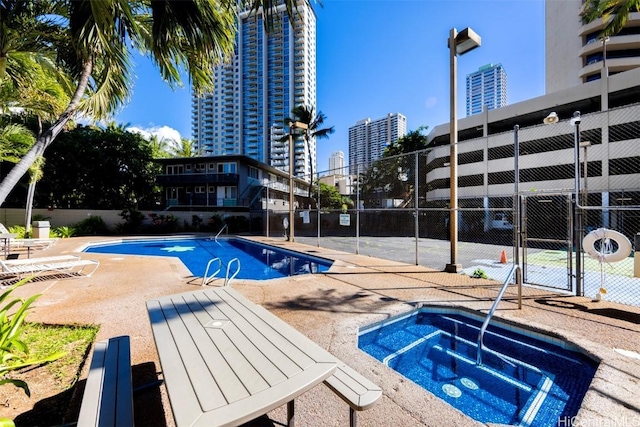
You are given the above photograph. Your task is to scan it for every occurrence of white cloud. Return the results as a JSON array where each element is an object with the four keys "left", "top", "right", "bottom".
[
  {"left": 128, "top": 125, "right": 182, "bottom": 147},
  {"left": 425, "top": 97, "right": 437, "bottom": 109}
]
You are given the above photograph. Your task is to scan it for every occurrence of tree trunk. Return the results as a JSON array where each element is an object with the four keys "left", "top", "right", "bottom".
[
  {"left": 24, "top": 180, "right": 36, "bottom": 236},
  {"left": 306, "top": 134, "right": 314, "bottom": 199},
  {"left": 0, "top": 60, "right": 93, "bottom": 207},
  {"left": 25, "top": 118, "right": 45, "bottom": 235}
]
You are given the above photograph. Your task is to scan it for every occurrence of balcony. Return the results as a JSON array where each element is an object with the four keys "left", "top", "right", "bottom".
[{"left": 156, "top": 173, "right": 239, "bottom": 186}]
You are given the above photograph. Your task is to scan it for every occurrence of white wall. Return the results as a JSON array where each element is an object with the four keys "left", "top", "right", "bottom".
[
  {"left": 545, "top": 0, "right": 584, "bottom": 93},
  {"left": 0, "top": 209, "right": 248, "bottom": 230}
]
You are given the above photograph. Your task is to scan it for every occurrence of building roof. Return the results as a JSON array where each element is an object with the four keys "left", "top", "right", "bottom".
[{"left": 428, "top": 67, "right": 640, "bottom": 147}]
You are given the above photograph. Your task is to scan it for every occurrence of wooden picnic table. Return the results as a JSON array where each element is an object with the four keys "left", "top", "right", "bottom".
[{"left": 146, "top": 287, "right": 338, "bottom": 427}]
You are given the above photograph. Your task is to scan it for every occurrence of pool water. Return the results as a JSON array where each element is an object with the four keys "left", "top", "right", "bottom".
[
  {"left": 358, "top": 308, "right": 597, "bottom": 426},
  {"left": 84, "top": 237, "right": 332, "bottom": 280}
]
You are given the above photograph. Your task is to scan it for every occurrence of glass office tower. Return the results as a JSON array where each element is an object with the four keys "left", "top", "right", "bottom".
[{"left": 465, "top": 63, "right": 508, "bottom": 116}]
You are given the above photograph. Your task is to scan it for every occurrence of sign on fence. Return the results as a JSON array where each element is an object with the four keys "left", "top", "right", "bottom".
[{"left": 339, "top": 214, "right": 351, "bottom": 226}]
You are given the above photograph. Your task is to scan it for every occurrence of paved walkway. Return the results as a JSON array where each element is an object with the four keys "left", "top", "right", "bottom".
[
  {"left": 296, "top": 235, "right": 640, "bottom": 307},
  {"left": 4, "top": 235, "right": 640, "bottom": 426}
]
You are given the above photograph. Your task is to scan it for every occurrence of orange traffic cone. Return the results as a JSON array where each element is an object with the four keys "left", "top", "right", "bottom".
[{"left": 499, "top": 250, "right": 508, "bottom": 264}]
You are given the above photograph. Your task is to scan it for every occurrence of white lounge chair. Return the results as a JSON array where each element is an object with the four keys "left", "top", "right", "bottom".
[
  {"left": 0, "top": 223, "right": 59, "bottom": 253},
  {"left": 0, "top": 255, "right": 100, "bottom": 279}
]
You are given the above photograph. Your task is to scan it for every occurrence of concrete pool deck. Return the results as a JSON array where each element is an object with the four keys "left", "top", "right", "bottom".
[{"left": 6, "top": 234, "right": 640, "bottom": 426}]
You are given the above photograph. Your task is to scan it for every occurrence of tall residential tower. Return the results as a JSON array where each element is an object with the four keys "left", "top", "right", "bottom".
[
  {"left": 191, "top": 1, "right": 317, "bottom": 179},
  {"left": 328, "top": 151, "right": 346, "bottom": 176},
  {"left": 465, "top": 63, "right": 508, "bottom": 116},
  {"left": 348, "top": 113, "right": 407, "bottom": 174},
  {"left": 545, "top": 0, "right": 640, "bottom": 93}
]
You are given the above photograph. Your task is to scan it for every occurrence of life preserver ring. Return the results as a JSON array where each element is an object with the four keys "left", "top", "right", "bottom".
[{"left": 582, "top": 228, "right": 632, "bottom": 263}]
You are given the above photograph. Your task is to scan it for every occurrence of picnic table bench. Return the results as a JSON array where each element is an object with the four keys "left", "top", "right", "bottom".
[
  {"left": 147, "top": 287, "right": 381, "bottom": 427},
  {"left": 324, "top": 363, "right": 382, "bottom": 427},
  {"left": 77, "top": 335, "right": 134, "bottom": 427}
]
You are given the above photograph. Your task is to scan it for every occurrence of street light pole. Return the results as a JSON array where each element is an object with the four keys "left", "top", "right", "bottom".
[
  {"left": 571, "top": 111, "right": 583, "bottom": 296},
  {"left": 446, "top": 27, "right": 481, "bottom": 273},
  {"left": 601, "top": 36, "right": 609, "bottom": 77},
  {"left": 288, "top": 121, "right": 308, "bottom": 243}
]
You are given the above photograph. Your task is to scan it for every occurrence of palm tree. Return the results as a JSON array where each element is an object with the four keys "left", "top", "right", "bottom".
[
  {"left": 148, "top": 135, "right": 173, "bottom": 159},
  {"left": 1, "top": 2, "right": 73, "bottom": 231},
  {"left": 0, "top": 124, "right": 39, "bottom": 232},
  {"left": 581, "top": 0, "right": 640, "bottom": 36},
  {"left": 283, "top": 105, "right": 334, "bottom": 198},
  {"left": 24, "top": 156, "right": 45, "bottom": 236},
  {"left": 0, "top": 0, "right": 302, "bottom": 207},
  {"left": 172, "top": 138, "right": 197, "bottom": 158}
]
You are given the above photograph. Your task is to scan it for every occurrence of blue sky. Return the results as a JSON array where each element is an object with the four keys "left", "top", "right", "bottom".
[{"left": 114, "top": 0, "right": 546, "bottom": 173}]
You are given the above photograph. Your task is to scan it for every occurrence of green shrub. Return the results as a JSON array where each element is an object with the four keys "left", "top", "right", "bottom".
[
  {"left": 224, "top": 215, "right": 248, "bottom": 233},
  {"left": 471, "top": 268, "right": 488, "bottom": 279},
  {"left": 191, "top": 215, "right": 203, "bottom": 231},
  {"left": 148, "top": 213, "right": 179, "bottom": 233},
  {"left": 208, "top": 214, "right": 224, "bottom": 232},
  {"left": 72, "top": 216, "right": 109, "bottom": 236},
  {"left": 6, "top": 225, "right": 26, "bottom": 239},
  {"left": 31, "top": 214, "right": 50, "bottom": 222},
  {"left": 0, "top": 280, "right": 64, "bottom": 396},
  {"left": 51, "top": 226, "right": 75, "bottom": 238},
  {"left": 116, "top": 208, "right": 146, "bottom": 234}
]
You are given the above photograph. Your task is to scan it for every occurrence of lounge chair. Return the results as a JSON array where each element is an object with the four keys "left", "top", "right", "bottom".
[
  {"left": 0, "top": 223, "right": 59, "bottom": 252},
  {"left": 0, "top": 255, "right": 100, "bottom": 280}
]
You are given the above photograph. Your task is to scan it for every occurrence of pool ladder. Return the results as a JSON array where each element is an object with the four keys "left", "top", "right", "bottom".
[
  {"left": 476, "top": 263, "right": 521, "bottom": 366},
  {"left": 214, "top": 224, "right": 228, "bottom": 242},
  {"left": 202, "top": 257, "right": 241, "bottom": 287}
]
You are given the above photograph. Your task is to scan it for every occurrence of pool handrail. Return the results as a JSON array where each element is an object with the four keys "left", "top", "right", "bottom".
[
  {"left": 224, "top": 258, "right": 240, "bottom": 286},
  {"left": 214, "top": 224, "right": 228, "bottom": 242},
  {"left": 476, "top": 263, "right": 520, "bottom": 366},
  {"left": 201, "top": 257, "right": 241, "bottom": 286},
  {"left": 202, "top": 257, "right": 223, "bottom": 286}
]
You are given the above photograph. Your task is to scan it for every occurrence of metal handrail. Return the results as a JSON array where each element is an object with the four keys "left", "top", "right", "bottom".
[
  {"left": 214, "top": 224, "right": 228, "bottom": 242},
  {"left": 202, "top": 257, "right": 222, "bottom": 286},
  {"left": 224, "top": 258, "right": 241, "bottom": 286},
  {"left": 201, "top": 257, "right": 241, "bottom": 286},
  {"left": 476, "top": 263, "right": 520, "bottom": 365}
]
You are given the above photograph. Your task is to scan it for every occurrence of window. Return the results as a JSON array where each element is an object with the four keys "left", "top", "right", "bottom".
[
  {"left": 248, "top": 166, "right": 259, "bottom": 179},
  {"left": 185, "top": 164, "right": 192, "bottom": 171},
  {"left": 208, "top": 186, "right": 216, "bottom": 193},
  {"left": 218, "top": 162, "right": 237, "bottom": 173},
  {"left": 166, "top": 165, "right": 184, "bottom": 175},
  {"left": 194, "top": 186, "right": 205, "bottom": 193},
  {"left": 224, "top": 187, "right": 237, "bottom": 198}
]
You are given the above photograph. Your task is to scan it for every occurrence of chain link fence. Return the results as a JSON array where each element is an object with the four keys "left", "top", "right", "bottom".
[{"left": 257, "top": 104, "right": 640, "bottom": 308}]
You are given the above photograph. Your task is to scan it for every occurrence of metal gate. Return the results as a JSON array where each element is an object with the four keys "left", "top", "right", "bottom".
[{"left": 521, "top": 193, "right": 575, "bottom": 292}]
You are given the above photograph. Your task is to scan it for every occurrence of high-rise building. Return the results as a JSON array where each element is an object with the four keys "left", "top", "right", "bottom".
[
  {"left": 328, "top": 151, "right": 346, "bottom": 176},
  {"left": 348, "top": 113, "right": 407, "bottom": 174},
  {"left": 191, "top": 1, "right": 317, "bottom": 179},
  {"left": 545, "top": 0, "right": 640, "bottom": 93},
  {"left": 465, "top": 64, "right": 508, "bottom": 116}
]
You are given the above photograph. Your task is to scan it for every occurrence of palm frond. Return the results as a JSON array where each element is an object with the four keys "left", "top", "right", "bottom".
[
  {"left": 0, "top": 124, "right": 35, "bottom": 162},
  {"left": 143, "top": 0, "right": 237, "bottom": 95},
  {"left": 581, "top": 0, "right": 640, "bottom": 37},
  {"left": 241, "top": 0, "right": 314, "bottom": 32}
]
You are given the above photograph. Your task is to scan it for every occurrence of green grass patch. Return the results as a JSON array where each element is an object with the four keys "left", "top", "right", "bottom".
[
  {"left": 15, "top": 323, "right": 99, "bottom": 387},
  {"left": 526, "top": 250, "right": 635, "bottom": 277}
]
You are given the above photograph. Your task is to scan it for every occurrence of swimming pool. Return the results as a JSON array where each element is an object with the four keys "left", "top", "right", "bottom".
[
  {"left": 83, "top": 237, "right": 333, "bottom": 280},
  {"left": 358, "top": 307, "right": 598, "bottom": 426}
]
